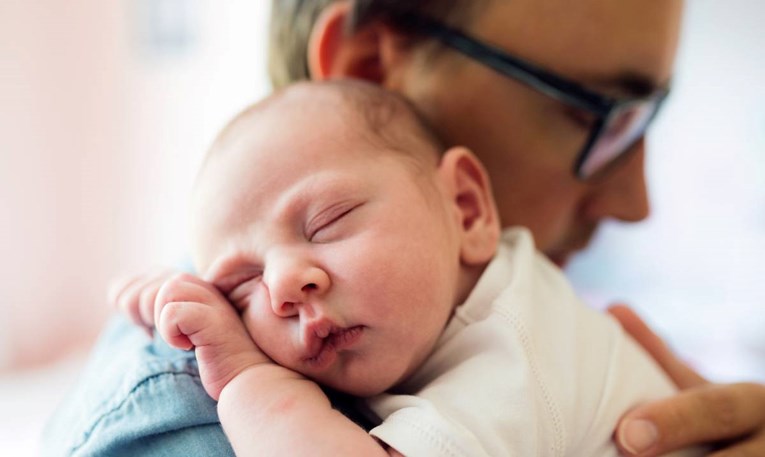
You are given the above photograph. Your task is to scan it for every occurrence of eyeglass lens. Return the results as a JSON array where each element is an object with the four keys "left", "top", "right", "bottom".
[{"left": 579, "top": 100, "right": 658, "bottom": 178}]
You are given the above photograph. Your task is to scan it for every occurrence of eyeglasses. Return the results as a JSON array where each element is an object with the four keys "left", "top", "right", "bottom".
[{"left": 399, "top": 14, "right": 669, "bottom": 180}]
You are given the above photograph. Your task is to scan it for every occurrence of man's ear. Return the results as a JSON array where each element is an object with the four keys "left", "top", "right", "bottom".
[
  {"left": 438, "top": 147, "right": 501, "bottom": 267},
  {"left": 308, "top": 1, "right": 406, "bottom": 84}
]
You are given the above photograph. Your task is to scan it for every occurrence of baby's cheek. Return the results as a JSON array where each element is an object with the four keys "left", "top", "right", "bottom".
[
  {"left": 240, "top": 287, "right": 271, "bottom": 331},
  {"left": 241, "top": 307, "right": 293, "bottom": 366},
  {"left": 241, "top": 306, "right": 269, "bottom": 343}
]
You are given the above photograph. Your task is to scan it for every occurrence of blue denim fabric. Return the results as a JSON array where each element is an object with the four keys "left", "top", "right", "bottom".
[{"left": 42, "top": 316, "right": 234, "bottom": 457}]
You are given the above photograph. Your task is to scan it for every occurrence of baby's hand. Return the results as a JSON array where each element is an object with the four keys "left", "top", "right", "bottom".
[
  {"left": 108, "top": 267, "right": 178, "bottom": 332},
  {"left": 155, "top": 273, "right": 271, "bottom": 400}
]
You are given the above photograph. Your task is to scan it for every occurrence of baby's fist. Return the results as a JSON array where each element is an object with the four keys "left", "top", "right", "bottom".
[{"left": 154, "top": 273, "right": 230, "bottom": 350}]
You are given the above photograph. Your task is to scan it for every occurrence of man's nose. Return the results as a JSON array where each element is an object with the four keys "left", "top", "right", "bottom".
[
  {"left": 264, "top": 256, "right": 330, "bottom": 318},
  {"left": 582, "top": 139, "right": 651, "bottom": 223}
]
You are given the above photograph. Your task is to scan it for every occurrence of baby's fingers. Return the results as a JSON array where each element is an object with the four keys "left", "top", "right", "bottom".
[
  {"left": 154, "top": 274, "right": 231, "bottom": 348},
  {"left": 157, "top": 300, "right": 206, "bottom": 350},
  {"left": 109, "top": 268, "right": 174, "bottom": 328},
  {"left": 137, "top": 273, "right": 177, "bottom": 328},
  {"left": 154, "top": 273, "right": 225, "bottom": 319}
]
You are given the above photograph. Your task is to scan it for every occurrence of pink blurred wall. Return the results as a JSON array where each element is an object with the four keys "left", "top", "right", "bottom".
[
  {"left": 0, "top": 0, "right": 270, "bottom": 369},
  {"left": 1, "top": 0, "right": 131, "bottom": 367}
]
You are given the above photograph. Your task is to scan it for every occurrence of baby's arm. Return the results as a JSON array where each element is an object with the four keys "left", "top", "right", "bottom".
[
  {"left": 218, "top": 365, "right": 403, "bottom": 456},
  {"left": 153, "top": 274, "right": 401, "bottom": 457}
]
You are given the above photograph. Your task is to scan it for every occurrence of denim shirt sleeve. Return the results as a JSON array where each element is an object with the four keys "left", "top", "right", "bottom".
[{"left": 42, "top": 315, "right": 234, "bottom": 457}]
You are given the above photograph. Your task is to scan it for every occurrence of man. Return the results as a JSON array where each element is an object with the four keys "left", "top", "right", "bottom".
[{"left": 273, "top": 1, "right": 764, "bottom": 455}]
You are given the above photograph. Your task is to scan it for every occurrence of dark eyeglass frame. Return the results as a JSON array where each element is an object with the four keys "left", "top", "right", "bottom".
[{"left": 398, "top": 13, "right": 670, "bottom": 180}]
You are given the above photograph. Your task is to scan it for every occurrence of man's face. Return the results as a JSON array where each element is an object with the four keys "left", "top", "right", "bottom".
[
  {"left": 387, "top": 0, "right": 684, "bottom": 266},
  {"left": 191, "top": 106, "right": 462, "bottom": 396}
]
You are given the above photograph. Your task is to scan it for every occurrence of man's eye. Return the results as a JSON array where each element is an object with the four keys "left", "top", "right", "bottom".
[{"left": 563, "top": 106, "right": 597, "bottom": 129}]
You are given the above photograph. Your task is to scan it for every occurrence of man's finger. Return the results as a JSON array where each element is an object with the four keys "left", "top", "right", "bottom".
[
  {"left": 607, "top": 303, "right": 706, "bottom": 388},
  {"left": 616, "top": 383, "right": 765, "bottom": 456},
  {"left": 708, "top": 429, "right": 765, "bottom": 457}
]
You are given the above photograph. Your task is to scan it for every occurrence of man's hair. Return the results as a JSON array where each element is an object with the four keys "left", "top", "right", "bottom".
[{"left": 268, "top": 0, "right": 482, "bottom": 89}]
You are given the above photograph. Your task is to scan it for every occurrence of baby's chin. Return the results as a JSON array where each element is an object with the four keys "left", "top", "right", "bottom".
[
  {"left": 300, "top": 361, "right": 413, "bottom": 398},
  {"left": 314, "top": 350, "right": 432, "bottom": 398},
  {"left": 314, "top": 373, "right": 395, "bottom": 398},
  {"left": 266, "top": 343, "right": 417, "bottom": 398}
]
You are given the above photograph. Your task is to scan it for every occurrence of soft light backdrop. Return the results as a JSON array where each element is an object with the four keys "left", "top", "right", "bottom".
[
  {"left": 1, "top": 0, "right": 271, "bottom": 369},
  {"left": 1, "top": 0, "right": 271, "bottom": 454},
  {"left": 568, "top": 0, "right": 765, "bottom": 382},
  {"left": 0, "top": 0, "right": 762, "bottom": 455}
]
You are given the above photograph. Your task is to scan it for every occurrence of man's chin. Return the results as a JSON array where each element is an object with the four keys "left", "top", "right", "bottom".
[
  {"left": 545, "top": 228, "right": 596, "bottom": 269},
  {"left": 546, "top": 247, "right": 586, "bottom": 269},
  {"left": 548, "top": 253, "right": 571, "bottom": 269}
]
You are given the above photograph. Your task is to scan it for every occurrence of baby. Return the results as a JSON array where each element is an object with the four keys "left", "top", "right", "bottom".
[{"left": 123, "top": 80, "right": 700, "bottom": 456}]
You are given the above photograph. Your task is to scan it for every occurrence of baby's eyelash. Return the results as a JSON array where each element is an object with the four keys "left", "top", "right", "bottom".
[
  {"left": 309, "top": 208, "right": 354, "bottom": 240},
  {"left": 306, "top": 202, "right": 361, "bottom": 241}
]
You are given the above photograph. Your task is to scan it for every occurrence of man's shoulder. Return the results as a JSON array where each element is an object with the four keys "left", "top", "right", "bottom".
[{"left": 42, "top": 316, "right": 232, "bottom": 457}]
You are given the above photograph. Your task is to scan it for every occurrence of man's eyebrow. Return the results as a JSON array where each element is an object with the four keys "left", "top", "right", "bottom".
[{"left": 585, "top": 70, "right": 668, "bottom": 98}]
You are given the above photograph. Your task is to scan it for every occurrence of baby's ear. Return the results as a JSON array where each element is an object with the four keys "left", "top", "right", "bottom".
[{"left": 438, "top": 147, "right": 501, "bottom": 266}]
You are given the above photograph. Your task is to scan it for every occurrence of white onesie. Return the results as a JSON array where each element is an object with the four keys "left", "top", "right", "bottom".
[{"left": 368, "top": 227, "right": 702, "bottom": 457}]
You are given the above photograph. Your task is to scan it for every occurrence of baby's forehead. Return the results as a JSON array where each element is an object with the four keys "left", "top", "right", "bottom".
[
  {"left": 194, "top": 130, "right": 419, "bottom": 240},
  {"left": 210, "top": 81, "right": 442, "bottom": 170},
  {"left": 191, "top": 82, "right": 445, "bottom": 237}
]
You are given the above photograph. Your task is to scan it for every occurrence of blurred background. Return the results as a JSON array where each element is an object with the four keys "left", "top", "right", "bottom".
[{"left": 0, "top": 0, "right": 762, "bottom": 454}]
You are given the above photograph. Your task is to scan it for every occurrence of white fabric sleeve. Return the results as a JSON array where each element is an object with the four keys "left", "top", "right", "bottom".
[{"left": 369, "top": 395, "right": 491, "bottom": 457}]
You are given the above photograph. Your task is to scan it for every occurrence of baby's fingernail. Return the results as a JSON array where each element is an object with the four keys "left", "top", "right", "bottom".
[{"left": 618, "top": 419, "right": 658, "bottom": 455}]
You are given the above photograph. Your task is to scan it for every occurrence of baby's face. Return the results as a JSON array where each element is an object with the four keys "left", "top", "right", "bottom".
[{"left": 191, "top": 115, "right": 462, "bottom": 396}]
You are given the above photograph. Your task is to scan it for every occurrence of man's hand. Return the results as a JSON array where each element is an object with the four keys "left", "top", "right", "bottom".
[{"left": 608, "top": 304, "right": 765, "bottom": 457}]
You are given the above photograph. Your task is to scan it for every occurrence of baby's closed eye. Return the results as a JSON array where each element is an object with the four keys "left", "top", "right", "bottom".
[{"left": 307, "top": 202, "right": 363, "bottom": 243}]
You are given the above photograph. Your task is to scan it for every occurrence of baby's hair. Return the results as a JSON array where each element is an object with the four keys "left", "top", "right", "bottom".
[
  {"left": 332, "top": 79, "right": 446, "bottom": 163},
  {"left": 206, "top": 80, "right": 446, "bottom": 172}
]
